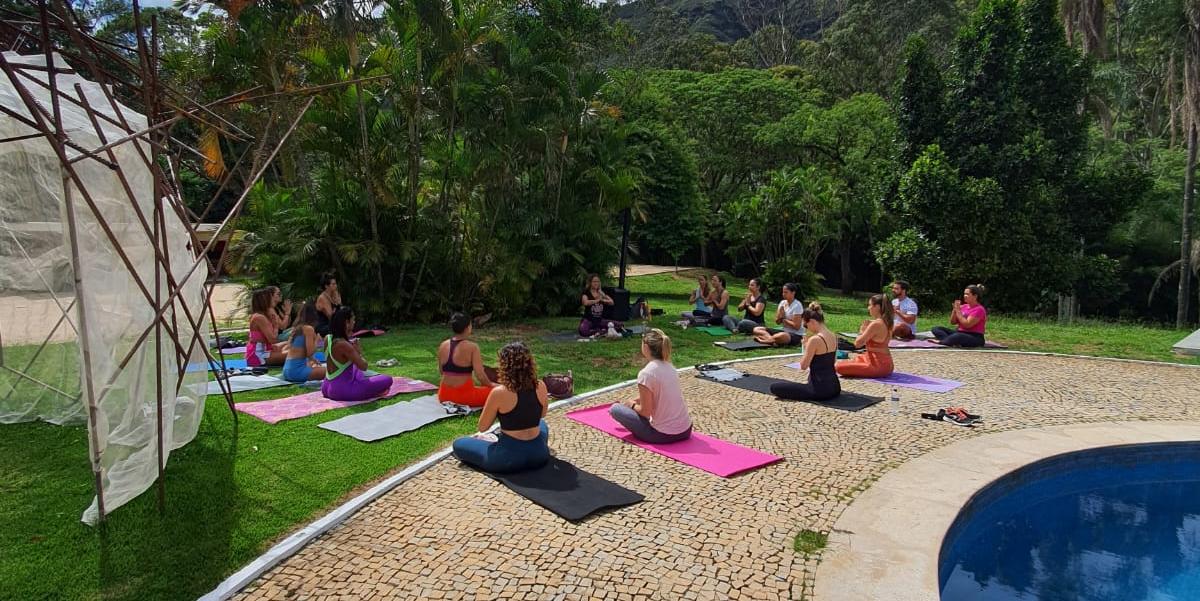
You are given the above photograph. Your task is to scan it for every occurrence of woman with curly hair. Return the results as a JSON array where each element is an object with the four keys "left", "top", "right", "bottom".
[
  {"left": 609, "top": 328, "right": 692, "bottom": 443},
  {"left": 451, "top": 341, "right": 550, "bottom": 473}
]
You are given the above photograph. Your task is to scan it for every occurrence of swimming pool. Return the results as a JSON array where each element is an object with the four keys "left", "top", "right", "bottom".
[{"left": 939, "top": 442, "right": 1200, "bottom": 601}]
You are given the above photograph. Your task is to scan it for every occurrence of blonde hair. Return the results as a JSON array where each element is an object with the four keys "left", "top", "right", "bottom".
[{"left": 642, "top": 328, "right": 672, "bottom": 362}]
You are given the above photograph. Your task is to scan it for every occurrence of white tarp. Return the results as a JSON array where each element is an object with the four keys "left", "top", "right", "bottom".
[{"left": 0, "top": 51, "right": 210, "bottom": 525}]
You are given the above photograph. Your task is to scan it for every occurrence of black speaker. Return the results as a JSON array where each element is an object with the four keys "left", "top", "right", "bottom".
[{"left": 602, "top": 287, "right": 631, "bottom": 321}]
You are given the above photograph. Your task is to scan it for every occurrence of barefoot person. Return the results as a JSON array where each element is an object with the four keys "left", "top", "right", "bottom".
[
  {"left": 836, "top": 294, "right": 895, "bottom": 378},
  {"left": 281, "top": 301, "right": 327, "bottom": 383},
  {"left": 437, "top": 313, "right": 496, "bottom": 408},
  {"left": 890, "top": 281, "right": 919, "bottom": 339},
  {"left": 931, "top": 284, "right": 988, "bottom": 348},
  {"left": 451, "top": 342, "right": 550, "bottom": 473},
  {"left": 751, "top": 283, "right": 804, "bottom": 346},
  {"left": 246, "top": 287, "right": 288, "bottom": 368},
  {"left": 723, "top": 278, "right": 767, "bottom": 333},
  {"left": 322, "top": 307, "right": 393, "bottom": 402},
  {"left": 579, "top": 273, "right": 622, "bottom": 337},
  {"left": 770, "top": 303, "right": 841, "bottom": 402},
  {"left": 609, "top": 329, "right": 692, "bottom": 444}
]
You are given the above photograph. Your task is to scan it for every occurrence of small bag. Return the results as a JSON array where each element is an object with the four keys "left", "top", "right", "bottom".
[{"left": 542, "top": 370, "right": 574, "bottom": 400}]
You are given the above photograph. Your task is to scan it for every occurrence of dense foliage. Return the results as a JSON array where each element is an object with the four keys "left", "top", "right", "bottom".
[{"left": 56, "top": 0, "right": 1200, "bottom": 324}]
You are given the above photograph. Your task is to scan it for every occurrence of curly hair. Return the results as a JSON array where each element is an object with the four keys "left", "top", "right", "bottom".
[{"left": 497, "top": 341, "right": 537, "bottom": 393}]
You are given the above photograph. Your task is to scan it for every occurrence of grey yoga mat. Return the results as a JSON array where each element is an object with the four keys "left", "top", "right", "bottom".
[
  {"left": 696, "top": 373, "right": 883, "bottom": 412},
  {"left": 714, "top": 340, "right": 773, "bottom": 351},
  {"left": 478, "top": 458, "right": 644, "bottom": 521},
  {"left": 318, "top": 395, "right": 475, "bottom": 442},
  {"left": 206, "top": 375, "right": 291, "bottom": 395}
]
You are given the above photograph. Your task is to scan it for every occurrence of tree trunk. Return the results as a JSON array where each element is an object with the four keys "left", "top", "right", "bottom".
[
  {"left": 1179, "top": 123, "right": 1197, "bottom": 328},
  {"left": 838, "top": 232, "right": 854, "bottom": 295}
]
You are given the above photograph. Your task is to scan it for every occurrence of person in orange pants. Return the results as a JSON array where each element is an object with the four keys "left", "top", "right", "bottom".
[
  {"left": 836, "top": 294, "right": 895, "bottom": 378},
  {"left": 437, "top": 313, "right": 495, "bottom": 407}
]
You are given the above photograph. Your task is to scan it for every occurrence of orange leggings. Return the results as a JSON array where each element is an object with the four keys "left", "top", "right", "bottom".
[
  {"left": 835, "top": 350, "right": 894, "bottom": 378},
  {"left": 438, "top": 379, "right": 495, "bottom": 407}
]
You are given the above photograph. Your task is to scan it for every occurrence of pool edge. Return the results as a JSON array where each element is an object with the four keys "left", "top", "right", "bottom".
[{"left": 811, "top": 420, "right": 1200, "bottom": 601}]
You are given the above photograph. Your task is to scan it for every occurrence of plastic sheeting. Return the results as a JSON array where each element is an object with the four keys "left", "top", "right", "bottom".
[{"left": 0, "top": 52, "right": 210, "bottom": 525}]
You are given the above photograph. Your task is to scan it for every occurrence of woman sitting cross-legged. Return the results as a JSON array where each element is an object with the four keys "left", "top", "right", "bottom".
[
  {"left": 770, "top": 302, "right": 841, "bottom": 402},
  {"left": 835, "top": 294, "right": 895, "bottom": 378},
  {"left": 704, "top": 275, "right": 731, "bottom": 326},
  {"left": 246, "top": 287, "right": 288, "bottom": 368},
  {"left": 931, "top": 284, "right": 988, "bottom": 348},
  {"left": 751, "top": 282, "right": 805, "bottom": 346},
  {"left": 609, "top": 328, "right": 693, "bottom": 444},
  {"left": 579, "top": 273, "right": 623, "bottom": 337},
  {"left": 437, "top": 313, "right": 495, "bottom": 408},
  {"left": 723, "top": 277, "right": 767, "bottom": 334},
  {"left": 321, "top": 306, "right": 394, "bottom": 402},
  {"left": 314, "top": 271, "right": 342, "bottom": 337},
  {"left": 681, "top": 274, "right": 711, "bottom": 320},
  {"left": 281, "top": 301, "right": 327, "bottom": 383},
  {"left": 451, "top": 342, "right": 550, "bottom": 474}
]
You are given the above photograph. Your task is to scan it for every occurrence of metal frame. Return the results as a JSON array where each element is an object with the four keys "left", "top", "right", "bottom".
[{"left": 0, "top": 1, "right": 312, "bottom": 523}]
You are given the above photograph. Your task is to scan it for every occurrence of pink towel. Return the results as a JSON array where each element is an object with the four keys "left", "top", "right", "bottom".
[
  {"left": 235, "top": 377, "right": 435, "bottom": 424},
  {"left": 565, "top": 403, "right": 782, "bottom": 478}
]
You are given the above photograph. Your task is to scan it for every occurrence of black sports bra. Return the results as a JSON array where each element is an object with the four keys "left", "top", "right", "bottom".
[
  {"left": 498, "top": 388, "right": 542, "bottom": 431},
  {"left": 441, "top": 338, "right": 473, "bottom": 374}
]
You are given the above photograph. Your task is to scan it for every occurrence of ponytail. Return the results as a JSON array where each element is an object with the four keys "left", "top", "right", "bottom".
[{"left": 642, "top": 328, "right": 672, "bottom": 362}]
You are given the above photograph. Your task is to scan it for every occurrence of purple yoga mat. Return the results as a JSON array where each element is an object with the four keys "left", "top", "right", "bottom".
[
  {"left": 235, "top": 377, "right": 436, "bottom": 424},
  {"left": 890, "top": 338, "right": 1006, "bottom": 349},
  {"left": 565, "top": 403, "right": 782, "bottom": 478},
  {"left": 784, "top": 363, "right": 964, "bottom": 393},
  {"left": 860, "top": 372, "right": 964, "bottom": 392}
]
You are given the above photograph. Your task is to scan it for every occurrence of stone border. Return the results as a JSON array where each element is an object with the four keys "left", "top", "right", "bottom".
[
  {"left": 812, "top": 420, "right": 1200, "bottom": 601},
  {"left": 198, "top": 352, "right": 806, "bottom": 601},
  {"left": 200, "top": 349, "right": 1196, "bottom": 600}
]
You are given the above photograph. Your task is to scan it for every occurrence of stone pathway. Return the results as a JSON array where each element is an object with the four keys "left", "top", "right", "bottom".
[{"left": 234, "top": 352, "right": 1200, "bottom": 601}]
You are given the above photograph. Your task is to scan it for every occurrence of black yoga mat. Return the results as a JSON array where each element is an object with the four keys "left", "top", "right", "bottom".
[
  {"left": 481, "top": 458, "right": 644, "bottom": 521},
  {"left": 697, "top": 373, "right": 884, "bottom": 412},
  {"left": 715, "top": 340, "right": 773, "bottom": 351}
]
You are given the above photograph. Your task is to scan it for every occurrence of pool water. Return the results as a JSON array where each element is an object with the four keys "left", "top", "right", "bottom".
[{"left": 939, "top": 443, "right": 1200, "bottom": 601}]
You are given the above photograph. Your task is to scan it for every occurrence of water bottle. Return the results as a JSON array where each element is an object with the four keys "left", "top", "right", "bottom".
[{"left": 890, "top": 387, "right": 900, "bottom": 415}]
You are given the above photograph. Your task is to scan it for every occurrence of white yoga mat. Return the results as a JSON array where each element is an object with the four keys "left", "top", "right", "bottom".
[
  {"left": 207, "top": 375, "right": 292, "bottom": 395},
  {"left": 318, "top": 395, "right": 477, "bottom": 442}
]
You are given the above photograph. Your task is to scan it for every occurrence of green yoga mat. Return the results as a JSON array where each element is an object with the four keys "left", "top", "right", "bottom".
[{"left": 696, "top": 326, "right": 733, "bottom": 336}]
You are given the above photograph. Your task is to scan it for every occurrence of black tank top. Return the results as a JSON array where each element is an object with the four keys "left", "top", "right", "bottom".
[
  {"left": 498, "top": 388, "right": 542, "bottom": 431},
  {"left": 807, "top": 337, "right": 841, "bottom": 397},
  {"left": 744, "top": 294, "right": 765, "bottom": 324},
  {"left": 441, "top": 338, "right": 473, "bottom": 374}
]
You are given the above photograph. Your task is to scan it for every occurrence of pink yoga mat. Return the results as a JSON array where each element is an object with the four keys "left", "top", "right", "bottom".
[
  {"left": 565, "top": 403, "right": 782, "bottom": 478},
  {"left": 235, "top": 377, "right": 436, "bottom": 424}
]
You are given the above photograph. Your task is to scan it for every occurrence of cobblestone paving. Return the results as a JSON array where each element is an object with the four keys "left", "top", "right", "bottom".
[{"left": 235, "top": 351, "right": 1200, "bottom": 600}]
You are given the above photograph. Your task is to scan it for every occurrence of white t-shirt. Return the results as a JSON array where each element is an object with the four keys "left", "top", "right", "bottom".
[
  {"left": 781, "top": 299, "right": 805, "bottom": 335},
  {"left": 893, "top": 296, "right": 919, "bottom": 332},
  {"left": 637, "top": 360, "right": 692, "bottom": 435}
]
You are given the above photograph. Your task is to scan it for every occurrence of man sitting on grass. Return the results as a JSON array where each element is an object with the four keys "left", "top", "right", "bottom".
[{"left": 890, "top": 280, "right": 919, "bottom": 340}]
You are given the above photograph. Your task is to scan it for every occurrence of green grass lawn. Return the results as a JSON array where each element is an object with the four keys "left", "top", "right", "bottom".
[{"left": 2, "top": 270, "right": 1197, "bottom": 600}]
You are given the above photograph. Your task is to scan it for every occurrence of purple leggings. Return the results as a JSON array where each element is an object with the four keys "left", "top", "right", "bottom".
[
  {"left": 321, "top": 365, "right": 393, "bottom": 403},
  {"left": 579, "top": 318, "right": 623, "bottom": 337}
]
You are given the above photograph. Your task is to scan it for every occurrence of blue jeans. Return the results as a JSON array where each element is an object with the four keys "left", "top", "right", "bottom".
[
  {"left": 609, "top": 403, "right": 691, "bottom": 444},
  {"left": 452, "top": 421, "right": 550, "bottom": 473}
]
